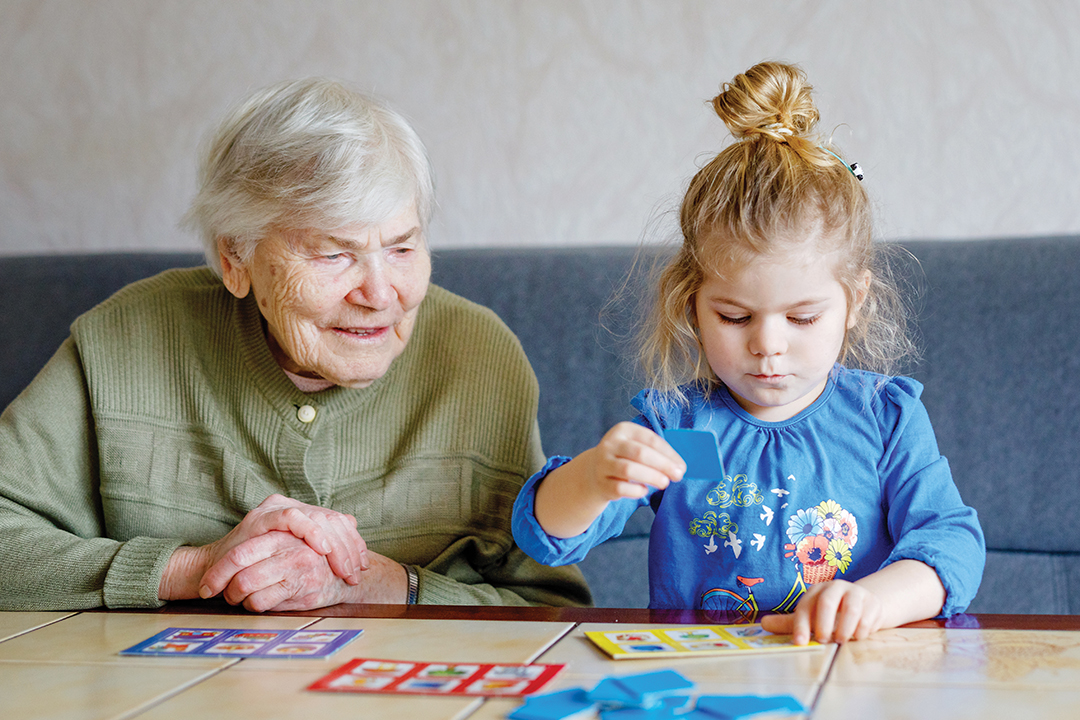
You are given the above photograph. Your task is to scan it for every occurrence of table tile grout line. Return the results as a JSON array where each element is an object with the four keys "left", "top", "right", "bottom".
[
  {"left": 525, "top": 621, "right": 581, "bottom": 664},
  {"left": 461, "top": 620, "right": 583, "bottom": 719},
  {"left": 806, "top": 643, "right": 840, "bottom": 718},
  {"left": 111, "top": 658, "right": 242, "bottom": 720},
  {"left": 0, "top": 610, "right": 80, "bottom": 644}
]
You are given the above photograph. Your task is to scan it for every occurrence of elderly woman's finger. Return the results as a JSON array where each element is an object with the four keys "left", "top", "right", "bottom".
[
  {"left": 251, "top": 496, "right": 368, "bottom": 579},
  {"left": 310, "top": 510, "right": 368, "bottom": 583},
  {"left": 216, "top": 532, "right": 345, "bottom": 611},
  {"left": 199, "top": 531, "right": 291, "bottom": 598},
  {"left": 243, "top": 506, "right": 334, "bottom": 555}
]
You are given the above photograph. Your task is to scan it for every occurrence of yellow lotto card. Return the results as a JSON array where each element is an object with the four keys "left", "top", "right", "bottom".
[{"left": 584, "top": 624, "right": 819, "bottom": 660}]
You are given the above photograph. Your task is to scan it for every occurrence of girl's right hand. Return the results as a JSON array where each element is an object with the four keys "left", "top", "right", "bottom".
[
  {"left": 581, "top": 422, "right": 686, "bottom": 500},
  {"left": 534, "top": 422, "right": 686, "bottom": 539}
]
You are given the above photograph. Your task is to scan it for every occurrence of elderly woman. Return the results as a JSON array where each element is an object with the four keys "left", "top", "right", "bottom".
[{"left": 0, "top": 79, "right": 590, "bottom": 611}]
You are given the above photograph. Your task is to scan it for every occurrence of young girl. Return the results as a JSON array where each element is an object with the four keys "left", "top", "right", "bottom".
[{"left": 512, "top": 61, "right": 985, "bottom": 645}]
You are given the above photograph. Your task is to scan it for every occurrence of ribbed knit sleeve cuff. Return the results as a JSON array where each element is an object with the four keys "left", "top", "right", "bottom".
[
  {"left": 102, "top": 536, "right": 188, "bottom": 608},
  {"left": 413, "top": 566, "right": 473, "bottom": 605}
]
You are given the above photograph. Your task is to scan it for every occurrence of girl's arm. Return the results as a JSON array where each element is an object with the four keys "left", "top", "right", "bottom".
[
  {"left": 534, "top": 422, "right": 686, "bottom": 538},
  {"left": 761, "top": 559, "right": 946, "bottom": 645}
]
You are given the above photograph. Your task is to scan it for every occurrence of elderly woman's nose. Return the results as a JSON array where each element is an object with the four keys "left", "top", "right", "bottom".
[{"left": 345, "top": 257, "right": 395, "bottom": 309}]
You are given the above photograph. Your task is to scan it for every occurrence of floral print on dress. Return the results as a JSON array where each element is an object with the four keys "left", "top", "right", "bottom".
[{"left": 784, "top": 500, "right": 859, "bottom": 584}]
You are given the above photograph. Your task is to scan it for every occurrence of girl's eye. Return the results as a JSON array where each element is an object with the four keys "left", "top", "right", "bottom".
[
  {"left": 790, "top": 315, "right": 822, "bottom": 326},
  {"left": 718, "top": 314, "right": 750, "bottom": 325}
]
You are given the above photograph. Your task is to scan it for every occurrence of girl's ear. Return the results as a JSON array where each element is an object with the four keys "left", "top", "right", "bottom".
[
  {"left": 218, "top": 238, "right": 251, "bottom": 299},
  {"left": 847, "top": 270, "right": 872, "bottom": 329}
]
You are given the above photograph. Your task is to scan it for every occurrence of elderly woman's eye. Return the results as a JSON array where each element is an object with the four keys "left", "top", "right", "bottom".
[{"left": 322, "top": 253, "right": 345, "bottom": 261}]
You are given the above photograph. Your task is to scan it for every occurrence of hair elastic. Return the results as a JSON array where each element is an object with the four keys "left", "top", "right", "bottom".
[
  {"left": 822, "top": 147, "right": 864, "bottom": 181},
  {"left": 762, "top": 122, "right": 793, "bottom": 136}
]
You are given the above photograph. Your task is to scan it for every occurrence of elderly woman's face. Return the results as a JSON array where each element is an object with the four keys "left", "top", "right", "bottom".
[{"left": 221, "top": 204, "right": 430, "bottom": 388}]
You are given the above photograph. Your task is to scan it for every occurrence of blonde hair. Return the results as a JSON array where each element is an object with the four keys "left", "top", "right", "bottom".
[
  {"left": 184, "top": 78, "right": 434, "bottom": 276},
  {"left": 639, "top": 61, "right": 914, "bottom": 403}
]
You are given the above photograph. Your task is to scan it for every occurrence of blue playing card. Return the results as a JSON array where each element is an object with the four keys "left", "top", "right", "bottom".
[{"left": 663, "top": 429, "right": 725, "bottom": 480}]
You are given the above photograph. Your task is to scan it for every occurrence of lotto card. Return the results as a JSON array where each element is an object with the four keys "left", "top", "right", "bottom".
[
  {"left": 120, "top": 627, "right": 361, "bottom": 658},
  {"left": 585, "top": 624, "right": 819, "bottom": 660},
  {"left": 308, "top": 658, "right": 564, "bottom": 696}
]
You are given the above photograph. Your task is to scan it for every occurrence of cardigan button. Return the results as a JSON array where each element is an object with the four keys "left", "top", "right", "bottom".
[{"left": 297, "top": 405, "right": 317, "bottom": 423}]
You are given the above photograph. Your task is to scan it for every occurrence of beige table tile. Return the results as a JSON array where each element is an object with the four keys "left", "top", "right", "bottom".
[
  {"left": 829, "top": 627, "right": 1080, "bottom": 688},
  {"left": 0, "top": 661, "right": 227, "bottom": 720},
  {"left": 135, "top": 619, "right": 575, "bottom": 720},
  {"left": 0, "top": 612, "right": 315, "bottom": 666},
  {"left": 814, "top": 681, "right": 1080, "bottom": 720},
  {"left": 0, "top": 611, "right": 76, "bottom": 642},
  {"left": 231, "top": 617, "right": 575, "bottom": 672},
  {"left": 134, "top": 666, "right": 484, "bottom": 720}
]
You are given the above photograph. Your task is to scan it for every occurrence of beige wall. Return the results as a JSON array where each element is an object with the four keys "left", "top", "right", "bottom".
[{"left": 2, "top": 1, "right": 1077, "bottom": 256}]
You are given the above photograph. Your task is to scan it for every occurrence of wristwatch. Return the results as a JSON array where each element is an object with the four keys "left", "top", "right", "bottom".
[{"left": 402, "top": 563, "right": 419, "bottom": 605}]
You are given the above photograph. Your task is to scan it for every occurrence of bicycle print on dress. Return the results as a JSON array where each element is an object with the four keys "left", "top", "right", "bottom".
[{"left": 695, "top": 464, "right": 860, "bottom": 620}]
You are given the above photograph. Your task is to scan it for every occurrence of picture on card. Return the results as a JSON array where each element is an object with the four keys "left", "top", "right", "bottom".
[
  {"left": 119, "top": 627, "right": 362, "bottom": 658},
  {"left": 308, "top": 658, "right": 563, "bottom": 696}
]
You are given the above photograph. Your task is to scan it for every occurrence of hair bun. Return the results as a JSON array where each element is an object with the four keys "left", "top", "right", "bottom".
[{"left": 712, "top": 61, "right": 820, "bottom": 142}]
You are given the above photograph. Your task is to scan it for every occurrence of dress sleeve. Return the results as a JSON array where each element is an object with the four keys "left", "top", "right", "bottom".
[
  {"left": 0, "top": 339, "right": 183, "bottom": 610},
  {"left": 511, "top": 456, "right": 648, "bottom": 568},
  {"left": 509, "top": 391, "right": 669, "bottom": 571},
  {"left": 877, "top": 377, "right": 986, "bottom": 616}
]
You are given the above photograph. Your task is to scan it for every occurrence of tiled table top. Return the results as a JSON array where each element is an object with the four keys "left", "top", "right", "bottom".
[{"left": 1, "top": 610, "right": 1078, "bottom": 720}]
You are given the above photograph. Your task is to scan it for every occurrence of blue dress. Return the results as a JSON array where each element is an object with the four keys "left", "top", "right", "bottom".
[{"left": 512, "top": 366, "right": 985, "bottom": 615}]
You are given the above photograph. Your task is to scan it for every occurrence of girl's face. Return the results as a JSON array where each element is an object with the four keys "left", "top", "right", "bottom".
[{"left": 694, "top": 249, "right": 864, "bottom": 422}]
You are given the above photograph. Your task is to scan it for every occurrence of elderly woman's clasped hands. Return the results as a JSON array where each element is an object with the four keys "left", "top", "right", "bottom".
[{"left": 159, "top": 494, "right": 385, "bottom": 611}]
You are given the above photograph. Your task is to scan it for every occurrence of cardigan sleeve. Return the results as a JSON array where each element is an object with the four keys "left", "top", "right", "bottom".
[
  {"left": 0, "top": 338, "right": 182, "bottom": 610},
  {"left": 415, "top": 425, "right": 593, "bottom": 607}
]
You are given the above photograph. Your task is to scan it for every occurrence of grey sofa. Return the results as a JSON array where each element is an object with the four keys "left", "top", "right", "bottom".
[{"left": 2, "top": 237, "right": 1078, "bottom": 614}]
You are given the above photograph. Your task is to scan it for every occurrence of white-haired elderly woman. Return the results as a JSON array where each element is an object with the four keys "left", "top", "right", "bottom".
[{"left": 0, "top": 79, "right": 590, "bottom": 611}]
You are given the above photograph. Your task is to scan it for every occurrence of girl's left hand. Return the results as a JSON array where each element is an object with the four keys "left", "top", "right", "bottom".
[{"left": 760, "top": 579, "right": 884, "bottom": 645}]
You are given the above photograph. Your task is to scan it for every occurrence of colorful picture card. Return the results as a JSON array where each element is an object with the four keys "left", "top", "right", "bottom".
[
  {"left": 585, "top": 624, "right": 819, "bottom": 660},
  {"left": 308, "top": 658, "right": 564, "bottom": 697},
  {"left": 120, "top": 627, "right": 362, "bottom": 659}
]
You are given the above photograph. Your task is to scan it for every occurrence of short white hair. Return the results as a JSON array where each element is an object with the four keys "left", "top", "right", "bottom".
[{"left": 184, "top": 78, "right": 434, "bottom": 275}]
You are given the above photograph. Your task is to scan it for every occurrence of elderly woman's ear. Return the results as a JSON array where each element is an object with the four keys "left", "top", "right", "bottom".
[{"left": 218, "top": 238, "right": 252, "bottom": 299}]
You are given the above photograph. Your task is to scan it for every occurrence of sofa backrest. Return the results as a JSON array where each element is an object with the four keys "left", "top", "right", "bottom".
[{"left": 2, "top": 237, "right": 1079, "bottom": 612}]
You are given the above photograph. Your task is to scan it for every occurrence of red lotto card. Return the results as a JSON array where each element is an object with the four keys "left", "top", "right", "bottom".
[{"left": 308, "top": 658, "right": 564, "bottom": 697}]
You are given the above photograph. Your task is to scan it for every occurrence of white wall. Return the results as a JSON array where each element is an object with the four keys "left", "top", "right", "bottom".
[{"left": 2, "top": 1, "right": 1077, "bottom": 256}]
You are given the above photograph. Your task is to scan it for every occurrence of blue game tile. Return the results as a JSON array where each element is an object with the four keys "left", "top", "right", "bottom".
[
  {"left": 612, "top": 669, "right": 695, "bottom": 707},
  {"left": 694, "top": 694, "right": 805, "bottom": 719},
  {"left": 508, "top": 687, "right": 597, "bottom": 720},
  {"left": 599, "top": 704, "right": 683, "bottom": 720},
  {"left": 588, "top": 677, "right": 643, "bottom": 706}
]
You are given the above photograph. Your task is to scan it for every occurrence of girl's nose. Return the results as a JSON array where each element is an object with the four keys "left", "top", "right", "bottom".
[
  {"left": 345, "top": 256, "right": 395, "bottom": 311},
  {"left": 748, "top": 318, "right": 788, "bottom": 356}
]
